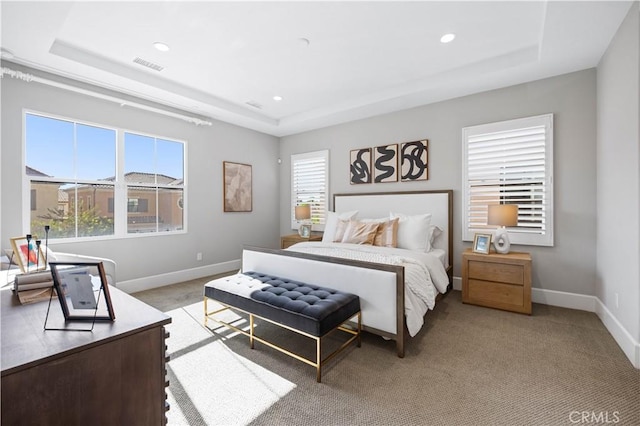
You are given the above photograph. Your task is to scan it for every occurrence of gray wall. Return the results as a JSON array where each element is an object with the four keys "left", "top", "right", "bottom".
[
  {"left": 1, "top": 65, "right": 280, "bottom": 284},
  {"left": 596, "top": 3, "right": 640, "bottom": 342},
  {"left": 280, "top": 69, "right": 598, "bottom": 296}
]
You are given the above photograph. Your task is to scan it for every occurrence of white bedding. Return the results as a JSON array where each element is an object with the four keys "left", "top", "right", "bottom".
[{"left": 286, "top": 242, "right": 449, "bottom": 337}]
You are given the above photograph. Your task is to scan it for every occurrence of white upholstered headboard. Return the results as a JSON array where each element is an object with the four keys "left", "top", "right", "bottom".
[{"left": 333, "top": 190, "right": 453, "bottom": 272}]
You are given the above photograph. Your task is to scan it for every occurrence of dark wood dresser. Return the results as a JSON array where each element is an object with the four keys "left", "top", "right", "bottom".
[{"left": 1, "top": 286, "right": 171, "bottom": 425}]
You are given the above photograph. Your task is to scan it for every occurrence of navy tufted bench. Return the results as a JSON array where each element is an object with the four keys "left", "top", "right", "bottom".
[{"left": 204, "top": 272, "right": 361, "bottom": 382}]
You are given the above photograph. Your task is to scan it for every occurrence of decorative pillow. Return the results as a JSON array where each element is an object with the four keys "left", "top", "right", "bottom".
[
  {"left": 373, "top": 217, "right": 399, "bottom": 248},
  {"left": 427, "top": 225, "right": 444, "bottom": 251},
  {"left": 341, "top": 221, "right": 380, "bottom": 245},
  {"left": 322, "top": 210, "right": 358, "bottom": 242},
  {"left": 389, "top": 212, "right": 432, "bottom": 251},
  {"left": 332, "top": 219, "right": 351, "bottom": 242}
]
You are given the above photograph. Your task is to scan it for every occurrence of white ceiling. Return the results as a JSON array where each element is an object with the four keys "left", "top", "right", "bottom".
[{"left": 0, "top": 1, "right": 633, "bottom": 137}]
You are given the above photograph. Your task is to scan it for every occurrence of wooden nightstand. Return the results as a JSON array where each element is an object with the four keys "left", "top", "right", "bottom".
[
  {"left": 462, "top": 249, "right": 532, "bottom": 314},
  {"left": 281, "top": 233, "right": 322, "bottom": 249}
]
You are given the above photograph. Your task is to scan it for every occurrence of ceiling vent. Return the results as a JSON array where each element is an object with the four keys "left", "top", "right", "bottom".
[
  {"left": 245, "top": 100, "right": 263, "bottom": 109},
  {"left": 133, "top": 57, "right": 164, "bottom": 72}
]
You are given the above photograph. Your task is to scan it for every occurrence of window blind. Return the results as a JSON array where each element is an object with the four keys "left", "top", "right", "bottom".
[
  {"left": 291, "top": 150, "right": 329, "bottom": 230},
  {"left": 462, "top": 114, "right": 553, "bottom": 246}
]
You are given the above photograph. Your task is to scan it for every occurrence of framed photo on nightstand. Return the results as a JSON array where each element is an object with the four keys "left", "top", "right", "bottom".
[
  {"left": 473, "top": 233, "right": 492, "bottom": 254},
  {"left": 299, "top": 224, "right": 312, "bottom": 238}
]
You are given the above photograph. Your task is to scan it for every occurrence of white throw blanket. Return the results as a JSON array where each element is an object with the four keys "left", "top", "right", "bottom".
[{"left": 286, "top": 242, "right": 449, "bottom": 336}]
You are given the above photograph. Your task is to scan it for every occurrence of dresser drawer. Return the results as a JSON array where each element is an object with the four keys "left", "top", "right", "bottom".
[
  {"left": 467, "top": 279, "right": 524, "bottom": 308},
  {"left": 468, "top": 260, "right": 524, "bottom": 285}
]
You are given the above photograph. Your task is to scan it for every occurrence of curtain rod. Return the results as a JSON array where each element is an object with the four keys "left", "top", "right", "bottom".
[{"left": 1, "top": 66, "right": 213, "bottom": 127}]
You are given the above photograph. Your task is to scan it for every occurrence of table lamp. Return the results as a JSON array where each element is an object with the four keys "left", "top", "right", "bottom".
[
  {"left": 295, "top": 204, "right": 311, "bottom": 237},
  {"left": 488, "top": 204, "right": 518, "bottom": 254}
]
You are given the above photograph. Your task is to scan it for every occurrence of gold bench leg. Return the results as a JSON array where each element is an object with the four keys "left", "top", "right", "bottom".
[
  {"left": 316, "top": 336, "right": 322, "bottom": 382},
  {"left": 203, "top": 297, "right": 208, "bottom": 328},
  {"left": 358, "top": 311, "right": 362, "bottom": 347},
  {"left": 250, "top": 314, "right": 255, "bottom": 349}
]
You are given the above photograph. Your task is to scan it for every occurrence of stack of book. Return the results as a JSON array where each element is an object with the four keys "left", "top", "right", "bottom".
[{"left": 13, "top": 270, "right": 55, "bottom": 304}]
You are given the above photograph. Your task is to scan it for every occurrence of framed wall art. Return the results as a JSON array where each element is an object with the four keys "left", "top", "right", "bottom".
[
  {"left": 400, "top": 139, "right": 428, "bottom": 181},
  {"left": 223, "top": 161, "right": 252, "bottom": 212},
  {"left": 373, "top": 144, "right": 398, "bottom": 183},
  {"left": 10, "top": 235, "right": 46, "bottom": 273},
  {"left": 350, "top": 148, "right": 372, "bottom": 184}
]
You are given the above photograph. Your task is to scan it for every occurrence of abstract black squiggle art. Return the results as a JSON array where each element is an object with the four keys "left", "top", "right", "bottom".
[
  {"left": 350, "top": 148, "right": 371, "bottom": 184},
  {"left": 400, "top": 140, "right": 428, "bottom": 181},
  {"left": 374, "top": 144, "right": 398, "bottom": 183}
]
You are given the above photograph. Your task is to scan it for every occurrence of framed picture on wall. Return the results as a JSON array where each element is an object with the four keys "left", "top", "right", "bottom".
[
  {"left": 350, "top": 148, "right": 372, "bottom": 184},
  {"left": 400, "top": 139, "right": 428, "bottom": 181},
  {"left": 223, "top": 161, "right": 252, "bottom": 212},
  {"left": 373, "top": 144, "right": 398, "bottom": 183}
]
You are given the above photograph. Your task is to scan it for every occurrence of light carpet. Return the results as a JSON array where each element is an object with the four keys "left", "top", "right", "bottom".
[{"left": 134, "top": 282, "right": 639, "bottom": 426}]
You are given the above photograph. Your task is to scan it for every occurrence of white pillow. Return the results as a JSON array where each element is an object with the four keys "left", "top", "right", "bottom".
[
  {"left": 322, "top": 210, "right": 358, "bottom": 242},
  {"left": 389, "top": 212, "right": 432, "bottom": 251},
  {"left": 427, "top": 225, "right": 444, "bottom": 251}
]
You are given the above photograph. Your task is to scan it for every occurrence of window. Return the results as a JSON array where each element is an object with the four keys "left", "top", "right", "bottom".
[
  {"left": 25, "top": 112, "right": 185, "bottom": 239},
  {"left": 291, "top": 150, "right": 329, "bottom": 231},
  {"left": 462, "top": 114, "right": 553, "bottom": 246},
  {"left": 124, "top": 132, "right": 184, "bottom": 233}
]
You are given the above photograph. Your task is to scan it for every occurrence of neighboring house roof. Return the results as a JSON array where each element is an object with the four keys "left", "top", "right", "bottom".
[
  {"left": 104, "top": 172, "right": 182, "bottom": 185},
  {"left": 25, "top": 166, "right": 50, "bottom": 177},
  {"left": 58, "top": 190, "right": 68, "bottom": 203}
]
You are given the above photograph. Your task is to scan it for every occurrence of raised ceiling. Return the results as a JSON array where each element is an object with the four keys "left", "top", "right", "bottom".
[{"left": 0, "top": 1, "right": 633, "bottom": 136}]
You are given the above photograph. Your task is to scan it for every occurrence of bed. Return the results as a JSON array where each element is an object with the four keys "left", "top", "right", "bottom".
[{"left": 242, "top": 190, "right": 453, "bottom": 357}]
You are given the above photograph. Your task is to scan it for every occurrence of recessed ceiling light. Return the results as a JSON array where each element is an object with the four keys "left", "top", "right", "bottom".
[
  {"left": 273, "top": 96, "right": 283, "bottom": 101},
  {"left": 153, "top": 42, "right": 170, "bottom": 52},
  {"left": 440, "top": 33, "right": 456, "bottom": 44}
]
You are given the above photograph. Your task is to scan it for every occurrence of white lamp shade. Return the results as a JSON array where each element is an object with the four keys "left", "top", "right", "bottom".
[{"left": 488, "top": 204, "right": 518, "bottom": 227}]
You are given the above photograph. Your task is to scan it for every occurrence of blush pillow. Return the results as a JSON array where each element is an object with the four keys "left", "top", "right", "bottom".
[
  {"left": 341, "top": 221, "right": 380, "bottom": 245},
  {"left": 389, "top": 212, "right": 432, "bottom": 251},
  {"left": 322, "top": 210, "right": 358, "bottom": 242},
  {"left": 373, "top": 217, "right": 399, "bottom": 248}
]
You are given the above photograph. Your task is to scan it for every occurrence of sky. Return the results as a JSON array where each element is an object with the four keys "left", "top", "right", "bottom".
[{"left": 26, "top": 113, "right": 183, "bottom": 181}]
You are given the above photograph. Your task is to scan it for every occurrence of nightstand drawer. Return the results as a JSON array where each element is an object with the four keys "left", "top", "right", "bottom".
[
  {"left": 468, "top": 279, "right": 524, "bottom": 307},
  {"left": 468, "top": 260, "right": 524, "bottom": 286}
]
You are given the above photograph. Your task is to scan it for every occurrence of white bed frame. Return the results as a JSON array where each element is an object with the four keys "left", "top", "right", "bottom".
[{"left": 242, "top": 190, "right": 453, "bottom": 357}]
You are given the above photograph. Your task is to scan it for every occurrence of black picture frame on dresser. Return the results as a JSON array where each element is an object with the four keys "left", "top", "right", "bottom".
[{"left": 49, "top": 261, "right": 115, "bottom": 322}]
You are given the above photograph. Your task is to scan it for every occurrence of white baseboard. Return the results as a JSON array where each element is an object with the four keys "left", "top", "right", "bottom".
[
  {"left": 531, "top": 287, "right": 598, "bottom": 312},
  {"left": 117, "top": 259, "right": 241, "bottom": 294},
  {"left": 452, "top": 277, "right": 638, "bottom": 368},
  {"left": 594, "top": 298, "right": 640, "bottom": 369},
  {"left": 452, "top": 276, "right": 461, "bottom": 291}
]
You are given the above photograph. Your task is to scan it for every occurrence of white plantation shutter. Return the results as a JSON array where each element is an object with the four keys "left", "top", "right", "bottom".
[
  {"left": 462, "top": 114, "right": 554, "bottom": 246},
  {"left": 291, "top": 150, "right": 329, "bottom": 230}
]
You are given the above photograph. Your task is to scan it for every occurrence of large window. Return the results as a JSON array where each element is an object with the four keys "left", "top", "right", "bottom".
[
  {"left": 291, "top": 150, "right": 329, "bottom": 231},
  {"left": 25, "top": 112, "right": 185, "bottom": 240},
  {"left": 462, "top": 114, "right": 553, "bottom": 246}
]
